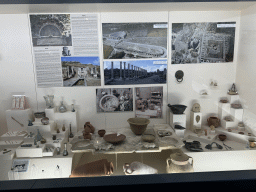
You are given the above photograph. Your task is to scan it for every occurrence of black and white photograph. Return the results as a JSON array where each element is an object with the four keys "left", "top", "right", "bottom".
[
  {"left": 96, "top": 88, "right": 133, "bottom": 113},
  {"left": 104, "top": 60, "right": 167, "bottom": 85},
  {"left": 11, "top": 159, "right": 30, "bottom": 172},
  {"left": 62, "top": 56, "right": 101, "bottom": 87},
  {"left": 135, "top": 86, "right": 163, "bottom": 118},
  {"left": 171, "top": 22, "right": 236, "bottom": 64},
  {"left": 30, "top": 14, "right": 72, "bottom": 47},
  {"left": 102, "top": 23, "right": 168, "bottom": 59}
]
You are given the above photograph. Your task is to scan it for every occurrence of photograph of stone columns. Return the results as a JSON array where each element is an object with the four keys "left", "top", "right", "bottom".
[
  {"left": 102, "top": 23, "right": 167, "bottom": 59},
  {"left": 96, "top": 88, "right": 133, "bottom": 113},
  {"left": 30, "top": 14, "right": 72, "bottom": 47},
  {"left": 135, "top": 86, "right": 163, "bottom": 118},
  {"left": 61, "top": 57, "right": 101, "bottom": 87},
  {"left": 171, "top": 22, "right": 236, "bottom": 64},
  {"left": 104, "top": 60, "right": 167, "bottom": 85}
]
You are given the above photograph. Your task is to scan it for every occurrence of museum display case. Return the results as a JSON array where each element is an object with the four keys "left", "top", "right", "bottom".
[{"left": 1, "top": 0, "right": 256, "bottom": 190}]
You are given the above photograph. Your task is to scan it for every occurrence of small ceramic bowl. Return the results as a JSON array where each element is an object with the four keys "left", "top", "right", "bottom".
[
  {"left": 98, "top": 129, "right": 106, "bottom": 137},
  {"left": 218, "top": 134, "right": 227, "bottom": 141}
]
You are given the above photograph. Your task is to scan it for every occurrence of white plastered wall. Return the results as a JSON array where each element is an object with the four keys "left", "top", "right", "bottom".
[{"left": 0, "top": 9, "right": 241, "bottom": 136}]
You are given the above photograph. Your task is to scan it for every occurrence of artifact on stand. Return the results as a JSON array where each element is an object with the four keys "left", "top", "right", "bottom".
[
  {"left": 71, "top": 104, "right": 75, "bottom": 112},
  {"left": 41, "top": 117, "right": 49, "bottom": 125},
  {"left": 69, "top": 123, "right": 74, "bottom": 138},
  {"left": 168, "top": 104, "right": 187, "bottom": 114},
  {"left": 103, "top": 133, "right": 126, "bottom": 144},
  {"left": 57, "top": 128, "right": 60, "bottom": 133},
  {"left": 63, "top": 143, "right": 68, "bottom": 156},
  {"left": 175, "top": 70, "right": 184, "bottom": 83},
  {"left": 28, "top": 120, "right": 33, "bottom": 126},
  {"left": 192, "top": 103, "right": 200, "bottom": 112},
  {"left": 218, "top": 134, "right": 227, "bottom": 141},
  {"left": 205, "top": 142, "right": 223, "bottom": 150},
  {"left": 58, "top": 101, "right": 67, "bottom": 113},
  {"left": 43, "top": 95, "right": 54, "bottom": 108},
  {"left": 127, "top": 117, "right": 150, "bottom": 135},
  {"left": 207, "top": 116, "right": 220, "bottom": 128},
  {"left": 228, "top": 83, "right": 238, "bottom": 95},
  {"left": 34, "top": 112, "right": 46, "bottom": 119},
  {"left": 166, "top": 152, "right": 194, "bottom": 173},
  {"left": 62, "top": 124, "right": 66, "bottom": 132},
  {"left": 123, "top": 161, "right": 158, "bottom": 175}
]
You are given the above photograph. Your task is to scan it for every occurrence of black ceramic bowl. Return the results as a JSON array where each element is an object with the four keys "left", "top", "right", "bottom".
[{"left": 168, "top": 104, "right": 187, "bottom": 114}]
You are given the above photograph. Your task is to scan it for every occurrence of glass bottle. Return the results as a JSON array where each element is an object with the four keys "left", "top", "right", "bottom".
[
  {"left": 63, "top": 143, "right": 68, "bottom": 156},
  {"left": 62, "top": 124, "right": 66, "bottom": 132},
  {"left": 71, "top": 104, "right": 75, "bottom": 112},
  {"left": 58, "top": 101, "right": 67, "bottom": 113},
  {"left": 69, "top": 123, "right": 74, "bottom": 138}
]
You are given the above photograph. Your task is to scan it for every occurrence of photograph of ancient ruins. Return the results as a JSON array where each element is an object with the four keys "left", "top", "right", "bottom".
[
  {"left": 104, "top": 60, "right": 167, "bottom": 85},
  {"left": 171, "top": 22, "right": 236, "bottom": 64},
  {"left": 135, "top": 87, "right": 163, "bottom": 118},
  {"left": 30, "top": 14, "right": 72, "bottom": 47},
  {"left": 96, "top": 88, "right": 133, "bottom": 113},
  {"left": 102, "top": 23, "right": 167, "bottom": 59},
  {"left": 61, "top": 57, "right": 101, "bottom": 87}
]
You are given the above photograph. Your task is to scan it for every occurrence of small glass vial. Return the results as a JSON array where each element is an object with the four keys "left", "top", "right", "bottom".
[
  {"left": 69, "top": 123, "right": 74, "bottom": 138},
  {"left": 63, "top": 143, "right": 68, "bottom": 156},
  {"left": 71, "top": 104, "right": 75, "bottom": 112},
  {"left": 62, "top": 124, "right": 65, "bottom": 132}
]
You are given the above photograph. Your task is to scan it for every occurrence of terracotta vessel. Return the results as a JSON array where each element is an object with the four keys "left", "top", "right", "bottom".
[
  {"left": 83, "top": 133, "right": 91, "bottom": 140},
  {"left": 127, "top": 118, "right": 150, "bottom": 135},
  {"left": 123, "top": 161, "right": 158, "bottom": 175},
  {"left": 218, "top": 134, "right": 227, "bottom": 141},
  {"left": 70, "top": 159, "right": 114, "bottom": 177},
  {"left": 207, "top": 116, "right": 220, "bottom": 128},
  {"left": 103, "top": 133, "right": 126, "bottom": 144},
  {"left": 166, "top": 152, "right": 194, "bottom": 173},
  {"left": 98, "top": 129, "right": 106, "bottom": 137},
  {"left": 84, "top": 122, "right": 95, "bottom": 133}
]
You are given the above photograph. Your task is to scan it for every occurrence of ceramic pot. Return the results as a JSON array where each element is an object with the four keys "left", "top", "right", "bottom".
[
  {"left": 218, "top": 134, "right": 227, "bottom": 141},
  {"left": 207, "top": 117, "right": 220, "bottom": 128},
  {"left": 167, "top": 104, "right": 187, "bottom": 114},
  {"left": 166, "top": 152, "right": 194, "bottom": 173},
  {"left": 98, "top": 129, "right": 106, "bottom": 137},
  {"left": 127, "top": 118, "right": 150, "bottom": 135},
  {"left": 123, "top": 161, "right": 158, "bottom": 175},
  {"left": 41, "top": 117, "right": 49, "bottom": 125},
  {"left": 70, "top": 159, "right": 114, "bottom": 177},
  {"left": 84, "top": 122, "right": 95, "bottom": 133},
  {"left": 83, "top": 133, "right": 91, "bottom": 140}
]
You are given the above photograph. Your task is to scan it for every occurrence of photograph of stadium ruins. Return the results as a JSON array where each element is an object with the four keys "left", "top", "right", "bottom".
[
  {"left": 135, "top": 86, "right": 163, "bottom": 118},
  {"left": 61, "top": 57, "right": 101, "bottom": 87},
  {"left": 102, "top": 23, "right": 167, "bottom": 59},
  {"left": 171, "top": 22, "right": 236, "bottom": 64},
  {"left": 104, "top": 60, "right": 167, "bottom": 85}
]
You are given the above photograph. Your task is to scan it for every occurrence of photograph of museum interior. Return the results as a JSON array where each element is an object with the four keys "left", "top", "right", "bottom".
[{"left": 1, "top": 0, "right": 256, "bottom": 190}]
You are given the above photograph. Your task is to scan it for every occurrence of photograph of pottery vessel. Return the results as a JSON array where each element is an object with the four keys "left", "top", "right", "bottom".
[{"left": 135, "top": 86, "right": 163, "bottom": 118}]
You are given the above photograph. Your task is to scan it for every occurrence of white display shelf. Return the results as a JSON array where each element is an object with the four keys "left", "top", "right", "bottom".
[
  {"left": 221, "top": 119, "right": 238, "bottom": 129},
  {"left": 230, "top": 107, "right": 244, "bottom": 122},
  {"left": 169, "top": 112, "right": 186, "bottom": 128},
  {"left": 218, "top": 102, "right": 231, "bottom": 119},
  {"left": 27, "top": 120, "right": 55, "bottom": 135},
  {"left": 16, "top": 143, "right": 46, "bottom": 158},
  {"left": 184, "top": 128, "right": 217, "bottom": 144},
  {"left": 190, "top": 111, "right": 202, "bottom": 129},
  {"left": 227, "top": 94, "right": 240, "bottom": 104}
]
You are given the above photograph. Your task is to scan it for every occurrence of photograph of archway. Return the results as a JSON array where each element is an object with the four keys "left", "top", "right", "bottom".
[{"left": 30, "top": 14, "right": 72, "bottom": 47}]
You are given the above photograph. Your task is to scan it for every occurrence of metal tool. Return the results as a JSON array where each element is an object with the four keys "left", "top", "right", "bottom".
[{"left": 11, "top": 117, "right": 24, "bottom": 127}]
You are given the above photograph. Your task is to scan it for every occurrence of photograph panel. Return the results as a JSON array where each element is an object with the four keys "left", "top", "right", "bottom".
[
  {"left": 135, "top": 86, "right": 163, "bottom": 119},
  {"left": 30, "top": 14, "right": 72, "bottom": 47},
  {"left": 61, "top": 56, "right": 101, "bottom": 87},
  {"left": 102, "top": 23, "right": 168, "bottom": 59},
  {"left": 104, "top": 60, "right": 167, "bottom": 85},
  {"left": 171, "top": 22, "right": 236, "bottom": 64},
  {"left": 96, "top": 88, "right": 133, "bottom": 113}
]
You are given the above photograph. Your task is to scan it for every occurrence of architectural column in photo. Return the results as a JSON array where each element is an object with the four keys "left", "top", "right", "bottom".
[
  {"left": 123, "top": 62, "right": 126, "bottom": 79},
  {"left": 120, "top": 61, "right": 122, "bottom": 79},
  {"left": 111, "top": 61, "right": 114, "bottom": 79},
  {"left": 128, "top": 63, "right": 130, "bottom": 79},
  {"left": 131, "top": 65, "right": 134, "bottom": 78}
]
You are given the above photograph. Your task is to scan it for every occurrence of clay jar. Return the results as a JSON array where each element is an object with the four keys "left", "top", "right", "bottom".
[
  {"left": 41, "top": 117, "right": 49, "bottom": 125},
  {"left": 98, "top": 129, "right": 106, "bottom": 137},
  {"left": 83, "top": 126, "right": 92, "bottom": 140},
  {"left": 218, "top": 134, "right": 227, "bottom": 141},
  {"left": 207, "top": 117, "right": 220, "bottom": 128},
  {"left": 84, "top": 122, "right": 95, "bottom": 134}
]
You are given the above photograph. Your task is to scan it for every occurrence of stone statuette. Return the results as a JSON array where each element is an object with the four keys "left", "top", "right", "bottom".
[{"left": 192, "top": 103, "right": 201, "bottom": 112}]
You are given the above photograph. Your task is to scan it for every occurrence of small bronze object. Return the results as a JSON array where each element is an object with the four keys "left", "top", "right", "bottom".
[{"left": 175, "top": 70, "right": 184, "bottom": 83}]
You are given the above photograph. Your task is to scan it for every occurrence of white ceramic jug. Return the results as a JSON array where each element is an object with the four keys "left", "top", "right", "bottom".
[
  {"left": 123, "top": 161, "right": 158, "bottom": 175},
  {"left": 166, "top": 152, "right": 194, "bottom": 173}
]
